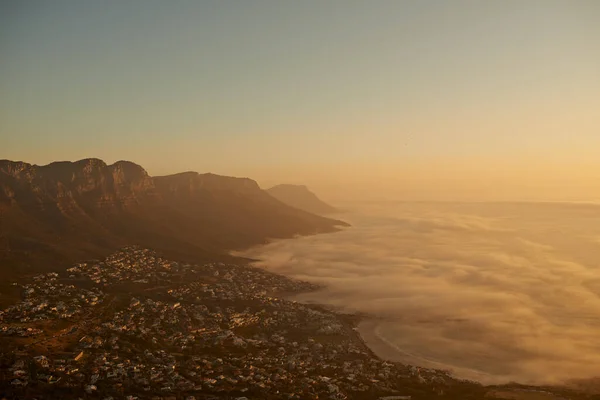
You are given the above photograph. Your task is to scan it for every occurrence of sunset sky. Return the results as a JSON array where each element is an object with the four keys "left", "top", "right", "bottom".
[{"left": 1, "top": 0, "right": 599, "bottom": 201}]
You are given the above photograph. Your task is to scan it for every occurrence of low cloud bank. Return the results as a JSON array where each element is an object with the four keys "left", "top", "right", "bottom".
[{"left": 236, "top": 202, "right": 600, "bottom": 385}]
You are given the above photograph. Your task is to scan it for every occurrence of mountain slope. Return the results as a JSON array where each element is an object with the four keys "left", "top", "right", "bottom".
[
  {"left": 0, "top": 159, "right": 348, "bottom": 277},
  {"left": 153, "top": 172, "right": 347, "bottom": 249},
  {"left": 266, "top": 184, "right": 338, "bottom": 215}
]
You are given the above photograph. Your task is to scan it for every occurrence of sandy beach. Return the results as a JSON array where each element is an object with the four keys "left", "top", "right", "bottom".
[{"left": 356, "top": 318, "right": 510, "bottom": 385}]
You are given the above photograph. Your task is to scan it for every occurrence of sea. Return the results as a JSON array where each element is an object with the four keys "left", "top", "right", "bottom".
[{"left": 236, "top": 201, "right": 600, "bottom": 386}]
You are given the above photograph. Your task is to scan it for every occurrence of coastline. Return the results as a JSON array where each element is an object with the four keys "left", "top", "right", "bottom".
[
  {"left": 257, "top": 262, "right": 599, "bottom": 399},
  {"left": 355, "top": 319, "right": 501, "bottom": 385},
  {"left": 272, "top": 283, "right": 599, "bottom": 399},
  {"left": 4, "top": 241, "right": 595, "bottom": 399},
  {"left": 235, "top": 216, "right": 600, "bottom": 398}
]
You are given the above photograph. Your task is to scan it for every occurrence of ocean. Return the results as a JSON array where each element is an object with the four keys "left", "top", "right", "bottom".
[{"left": 236, "top": 201, "right": 600, "bottom": 386}]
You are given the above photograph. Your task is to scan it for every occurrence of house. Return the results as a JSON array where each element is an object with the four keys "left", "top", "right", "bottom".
[{"left": 74, "top": 351, "right": 84, "bottom": 361}]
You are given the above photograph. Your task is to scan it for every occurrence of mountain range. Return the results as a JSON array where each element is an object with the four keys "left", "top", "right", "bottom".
[
  {"left": 266, "top": 184, "right": 338, "bottom": 215},
  {"left": 0, "top": 158, "right": 348, "bottom": 278}
]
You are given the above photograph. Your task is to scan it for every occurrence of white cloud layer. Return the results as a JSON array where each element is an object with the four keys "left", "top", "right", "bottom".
[{"left": 236, "top": 202, "right": 600, "bottom": 385}]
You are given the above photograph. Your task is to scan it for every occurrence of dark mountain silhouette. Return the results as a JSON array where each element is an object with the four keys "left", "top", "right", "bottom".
[
  {"left": 0, "top": 159, "right": 348, "bottom": 277},
  {"left": 266, "top": 184, "right": 338, "bottom": 215}
]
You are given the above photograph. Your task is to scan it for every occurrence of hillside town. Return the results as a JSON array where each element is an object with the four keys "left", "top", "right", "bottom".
[{"left": 0, "top": 247, "right": 588, "bottom": 400}]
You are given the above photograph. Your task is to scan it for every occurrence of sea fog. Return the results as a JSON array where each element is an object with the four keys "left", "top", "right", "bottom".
[{"left": 236, "top": 202, "right": 600, "bottom": 385}]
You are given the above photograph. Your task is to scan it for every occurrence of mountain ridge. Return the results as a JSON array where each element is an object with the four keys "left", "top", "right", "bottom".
[
  {"left": 267, "top": 184, "right": 338, "bottom": 215},
  {"left": 0, "top": 158, "right": 348, "bottom": 277}
]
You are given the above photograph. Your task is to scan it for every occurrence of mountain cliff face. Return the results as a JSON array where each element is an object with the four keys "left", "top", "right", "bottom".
[
  {"left": 0, "top": 159, "right": 348, "bottom": 276},
  {"left": 266, "top": 184, "right": 338, "bottom": 215},
  {"left": 0, "top": 158, "right": 155, "bottom": 204}
]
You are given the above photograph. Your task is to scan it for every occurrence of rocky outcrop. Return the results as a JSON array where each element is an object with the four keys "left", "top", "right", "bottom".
[{"left": 0, "top": 158, "right": 154, "bottom": 205}]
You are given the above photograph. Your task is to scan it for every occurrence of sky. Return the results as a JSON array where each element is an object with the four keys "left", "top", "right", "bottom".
[{"left": 1, "top": 0, "right": 599, "bottom": 201}]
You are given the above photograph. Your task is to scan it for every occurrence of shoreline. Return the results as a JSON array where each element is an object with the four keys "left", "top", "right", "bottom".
[
  {"left": 4, "top": 243, "right": 597, "bottom": 399},
  {"left": 355, "top": 318, "right": 503, "bottom": 385},
  {"left": 261, "top": 264, "right": 600, "bottom": 398},
  {"left": 277, "top": 288, "right": 600, "bottom": 398}
]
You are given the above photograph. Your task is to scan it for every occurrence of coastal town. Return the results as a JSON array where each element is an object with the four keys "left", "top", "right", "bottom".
[{"left": 0, "top": 247, "right": 590, "bottom": 399}]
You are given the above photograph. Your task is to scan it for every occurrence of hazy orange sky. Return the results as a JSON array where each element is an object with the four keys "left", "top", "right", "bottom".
[{"left": 1, "top": 1, "right": 599, "bottom": 201}]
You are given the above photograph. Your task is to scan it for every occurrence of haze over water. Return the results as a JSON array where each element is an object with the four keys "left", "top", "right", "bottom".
[{"left": 238, "top": 202, "right": 600, "bottom": 385}]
